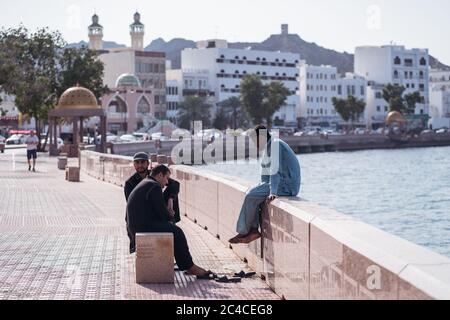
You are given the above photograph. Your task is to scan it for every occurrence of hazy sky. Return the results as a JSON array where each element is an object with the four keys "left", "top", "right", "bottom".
[{"left": 1, "top": 0, "right": 450, "bottom": 65}]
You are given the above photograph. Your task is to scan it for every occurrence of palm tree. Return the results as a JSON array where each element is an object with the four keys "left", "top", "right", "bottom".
[
  {"left": 177, "top": 96, "right": 212, "bottom": 133},
  {"left": 217, "top": 96, "right": 251, "bottom": 130}
]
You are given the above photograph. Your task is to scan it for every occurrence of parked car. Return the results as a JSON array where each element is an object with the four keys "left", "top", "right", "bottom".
[
  {"left": 294, "top": 131, "right": 305, "bottom": 137},
  {"left": 96, "top": 133, "right": 120, "bottom": 143},
  {"left": 0, "top": 135, "right": 5, "bottom": 153},
  {"left": 151, "top": 132, "right": 170, "bottom": 141},
  {"left": 436, "top": 128, "right": 448, "bottom": 134},
  {"left": 119, "top": 134, "right": 138, "bottom": 143},
  {"left": 421, "top": 130, "right": 433, "bottom": 135},
  {"left": 6, "top": 134, "right": 28, "bottom": 145},
  {"left": 354, "top": 128, "right": 366, "bottom": 135}
]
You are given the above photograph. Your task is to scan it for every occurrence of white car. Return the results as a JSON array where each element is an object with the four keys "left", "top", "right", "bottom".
[
  {"left": 196, "top": 129, "right": 223, "bottom": 141},
  {"left": 96, "top": 133, "right": 120, "bottom": 143},
  {"left": 354, "top": 128, "right": 366, "bottom": 135},
  {"left": 6, "top": 134, "right": 27, "bottom": 145},
  {"left": 151, "top": 132, "right": 170, "bottom": 141},
  {"left": 119, "top": 134, "right": 138, "bottom": 143},
  {"left": 294, "top": 131, "right": 305, "bottom": 137},
  {"left": 436, "top": 128, "right": 448, "bottom": 134}
]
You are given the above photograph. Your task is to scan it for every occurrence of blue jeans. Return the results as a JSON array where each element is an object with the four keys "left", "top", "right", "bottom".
[{"left": 236, "top": 183, "right": 271, "bottom": 235}]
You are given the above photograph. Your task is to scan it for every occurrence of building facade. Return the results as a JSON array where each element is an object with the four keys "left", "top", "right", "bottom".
[
  {"left": 299, "top": 62, "right": 367, "bottom": 127},
  {"left": 166, "top": 69, "right": 216, "bottom": 125},
  {"left": 181, "top": 40, "right": 300, "bottom": 127},
  {"left": 430, "top": 69, "right": 450, "bottom": 90},
  {"left": 88, "top": 13, "right": 167, "bottom": 123},
  {"left": 355, "top": 45, "right": 430, "bottom": 115},
  {"left": 100, "top": 74, "right": 155, "bottom": 134}
]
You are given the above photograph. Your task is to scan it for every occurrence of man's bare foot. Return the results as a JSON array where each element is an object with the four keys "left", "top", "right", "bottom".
[
  {"left": 238, "top": 231, "right": 261, "bottom": 244},
  {"left": 228, "top": 234, "right": 247, "bottom": 244},
  {"left": 185, "top": 264, "right": 209, "bottom": 276}
]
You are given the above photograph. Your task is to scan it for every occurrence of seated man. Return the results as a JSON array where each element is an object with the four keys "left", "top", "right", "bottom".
[
  {"left": 229, "top": 125, "right": 301, "bottom": 244},
  {"left": 126, "top": 164, "right": 209, "bottom": 277},
  {"left": 124, "top": 152, "right": 181, "bottom": 225}
]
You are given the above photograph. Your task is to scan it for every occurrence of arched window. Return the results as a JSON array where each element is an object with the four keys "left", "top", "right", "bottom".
[
  {"left": 394, "top": 70, "right": 399, "bottom": 78},
  {"left": 394, "top": 56, "right": 401, "bottom": 65},
  {"left": 420, "top": 57, "right": 427, "bottom": 66},
  {"left": 109, "top": 96, "right": 127, "bottom": 113},
  {"left": 220, "top": 55, "right": 225, "bottom": 59},
  {"left": 137, "top": 96, "right": 151, "bottom": 114}
]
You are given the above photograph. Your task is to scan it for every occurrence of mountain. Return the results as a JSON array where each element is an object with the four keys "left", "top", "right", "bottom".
[
  {"left": 145, "top": 38, "right": 196, "bottom": 69},
  {"left": 66, "top": 40, "right": 126, "bottom": 49},
  {"left": 144, "top": 33, "right": 450, "bottom": 73}
]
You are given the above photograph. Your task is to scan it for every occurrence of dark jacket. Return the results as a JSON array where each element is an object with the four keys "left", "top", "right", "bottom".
[
  {"left": 124, "top": 171, "right": 181, "bottom": 223},
  {"left": 126, "top": 177, "right": 171, "bottom": 253}
]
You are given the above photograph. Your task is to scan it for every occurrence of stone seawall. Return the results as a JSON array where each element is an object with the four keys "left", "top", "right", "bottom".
[{"left": 80, "top": 150, "right": 450, "bottom": 300}]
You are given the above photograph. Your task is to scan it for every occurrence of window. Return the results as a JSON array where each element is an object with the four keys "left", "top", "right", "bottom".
[
  {"left": 394, "top": 70, "right": 399, "bottom": 79},
  {"left": 376, "top": 92, "right": 382, "bottom": 99},
  {"left": 360, "top": 86, "right": 364, "bottom": 95},
  {"left": 404, "top": 58, "right": 413, "bottom": 67},
  {"left": 385, "top": 106, "right": 388, "bottom": 112},
  {"left": 377, "top": 106, "right": 381, "bottom": 112},
  {"left": 337, "top": 85, "right": 342, "bottom": 95},
  {"left": 420, "top": 57, "right": 427, "bottom": 66},
  {"left": 394, "top": 56, "right": 401, "bottom": 65}
]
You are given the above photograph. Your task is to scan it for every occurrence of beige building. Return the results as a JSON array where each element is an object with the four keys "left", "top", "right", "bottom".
[{"left": 88, "top": 13, "right": 167, "bottom": 121}]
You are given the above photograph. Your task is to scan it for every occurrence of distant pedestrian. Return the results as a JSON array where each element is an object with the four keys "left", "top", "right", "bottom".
[{"left": 25, "top": 131, "right": 39, "bottom": 172}]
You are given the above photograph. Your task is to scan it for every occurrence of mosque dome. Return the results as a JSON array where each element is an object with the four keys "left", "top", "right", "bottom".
[{"left": 116, "top": 74, "right": 141, "bottom": 88}]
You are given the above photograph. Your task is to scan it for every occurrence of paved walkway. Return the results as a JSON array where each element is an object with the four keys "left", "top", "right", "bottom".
[{"left": 0, "top": 150, "right": 279, "bottom": 300}]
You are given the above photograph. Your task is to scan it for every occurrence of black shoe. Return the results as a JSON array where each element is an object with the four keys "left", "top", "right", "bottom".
[
  {"left": 28, "top": 166, "right": 31, "bottom": 171},
  {"left": 32, "top": 168, "right": 36, "bottom": 172}
]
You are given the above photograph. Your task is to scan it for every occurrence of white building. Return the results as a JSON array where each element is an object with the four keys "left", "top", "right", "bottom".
[
  {"left": 429, "top": 87, "right": 450, "bottom": 129},
  {"left": 430, "top": 69, "right": 450, "bottom": 90},
  {"left": 299, "top": 62, "right": 366, "bottom": 126},
  {"left": 299, "top": 63, "right": 338, "bottom": 125},
  {"left": 355, "top": 45, "right": 430, "bottom": 115},
  {"left": 181, "top": 39, "right": 300, "bottom": 127},
  {"left": 365, "top": 82, "right": 390, "bottom": 126},
  {"left": 166, "top": 69, "right": 216, "bottom": 125}
]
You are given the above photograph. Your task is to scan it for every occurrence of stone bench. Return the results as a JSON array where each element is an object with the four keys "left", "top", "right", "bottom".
[
  {"left": 57, "top": 156, "right": 68, "bottom": 170},
  {"left": 135, "top": 233, "right": 174, "bottom": 284},
  {"left": 65, "top": 166, "right": 80, "bottom": 182}
]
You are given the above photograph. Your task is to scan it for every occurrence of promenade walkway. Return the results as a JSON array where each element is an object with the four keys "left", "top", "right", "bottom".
[{"left": 0, "top": 150, "right": 279, "bottom": 300}]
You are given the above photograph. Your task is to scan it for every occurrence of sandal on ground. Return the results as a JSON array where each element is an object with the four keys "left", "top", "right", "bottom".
[
  {"left": 215, "top": 276, "right": 242, "bottom": 283},
  {"left": 234, "top": 271, "right": 257, "bottom": 278}
]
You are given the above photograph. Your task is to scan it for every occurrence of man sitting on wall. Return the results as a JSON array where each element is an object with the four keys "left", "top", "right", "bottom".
[
  {"left": 229, "top": 125, "right": 301, "bottom": 244},
  {"left": 126, "top": 164, "right": 210, "bottom": 277}
]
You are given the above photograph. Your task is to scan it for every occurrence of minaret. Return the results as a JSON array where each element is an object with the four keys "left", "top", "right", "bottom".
[
  {"left": 88, "top": 14, "right": 103, "bottom": 50},
  {"left": 130, "top": 12, "right": 145, "bottom": 51}
]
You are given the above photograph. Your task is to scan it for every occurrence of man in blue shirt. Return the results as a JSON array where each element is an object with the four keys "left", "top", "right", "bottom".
[{"left": 229, "top": 125, "right": 301, "bottom": 244}]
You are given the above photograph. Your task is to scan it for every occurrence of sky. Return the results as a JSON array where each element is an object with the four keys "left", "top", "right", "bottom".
[{"left": 1, "top": 0, "right": 450, "bottom": 65}]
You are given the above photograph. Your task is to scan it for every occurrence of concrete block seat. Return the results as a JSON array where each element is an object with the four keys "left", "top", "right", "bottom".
[{"left": 135, "top": 233, "right": 174, "bottom": 284}]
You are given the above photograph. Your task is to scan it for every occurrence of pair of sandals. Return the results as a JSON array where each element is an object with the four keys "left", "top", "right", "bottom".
[{"left": 196, "top": 270, "right": 256, "bottom": 283}]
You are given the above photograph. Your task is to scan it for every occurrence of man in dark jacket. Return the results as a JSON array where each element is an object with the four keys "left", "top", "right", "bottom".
[
  {"left": 125, "top": 152, "right": 181, "bottom": 224},
  {"left": 126, "top": 164, "right": 209, "bottom": 276}
]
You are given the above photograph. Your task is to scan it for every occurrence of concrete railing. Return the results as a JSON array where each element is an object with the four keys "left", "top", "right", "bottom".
[{"left": 80, "top": 150, "right": 450, "bottom": 300}]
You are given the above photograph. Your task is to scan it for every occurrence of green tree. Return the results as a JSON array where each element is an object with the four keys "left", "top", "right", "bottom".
[
  {"left": 57, "top": 46, "right": 108, "bottom": 100},
  {"left": 263, "top": 82, "right": 291, "bottom": 127},
  {"left": 0, "top": 26, "right": 66, "bottom": 147},
  {"left": 177, "top": 96, "right": 212, "bottom": 132},
  {"left": 382, "top": 84, "right": 406, "bottom": 113},
  {"left": 240, "top": 75, "right": 265, "bottom": 125},
  {"left": 404, "top": 91, "right": 422, "bottom": 115},
  {"left": 240, "top": 75, "right": 290, "bottom": 127},
  {"left": 212, "top": 107, "right": 228, "bottom": 130},
  {"left": 217, "top": 96, "right": 251, "bottom": 130},
  {"left": 0, "top": 26, "right": 108, "bottom": 150},
  {"left": 332, "top": 95, "right": 366, "bottom": 129}
]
